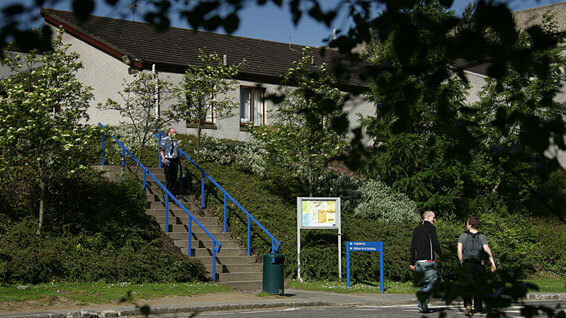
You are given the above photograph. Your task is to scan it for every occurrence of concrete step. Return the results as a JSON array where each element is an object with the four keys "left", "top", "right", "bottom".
[
  {"left": 151, "top": 215, "right": 219, "bottom": 226},
  {"left": 146, "top": 202, "right": 202, "bottom": 211},
  {"left": 146, "top": 193, "right": 197, "bottom": 203},
  {"left": 195, "top": 255, "right": 258, "bottom": 265},
  {"left": 166, "top": 231, "right": 232, "bottom": 241},
  {"left": 160, "top": 223, "right": 223, "bottom": 233},
  {"left": 147, "top": 205, "right": 203, "bottom": 215},
  {"left": 205, "top": 263, "right": 262, "bottom": 274},
  {"left": 144, "top": 184, "right": 192, "bottom": 196},
  {"left": 146, "top": 208, "right": 213, "bottom": 219},
  {"left": 218, "top": 272, "right": 262, "bottom": 282},
  {"left": 174, "top": 239, "right": 240, "bottom": 249},
  {"left": 184, "top": 248, "right": 247, "bottom": 257},
  {"left": 221, "top": 280, "right": 262, "bottom": 291}
]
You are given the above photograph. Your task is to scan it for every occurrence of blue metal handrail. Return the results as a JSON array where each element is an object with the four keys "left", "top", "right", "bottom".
[
  {"left": 154, "top": 130, "right": 281, "bottom": 254},
  {"left": 98, "top": 123, "right": 222, "bottom": 280}
]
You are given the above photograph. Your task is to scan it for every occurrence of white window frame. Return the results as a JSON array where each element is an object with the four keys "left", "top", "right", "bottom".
[{"left": 240, "top": 86, "right": 265, "bottom": 126}]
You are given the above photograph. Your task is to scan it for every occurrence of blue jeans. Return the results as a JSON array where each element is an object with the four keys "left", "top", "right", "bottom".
[{"left": 415, "top": 261, "right": 438, "bottom": 310}]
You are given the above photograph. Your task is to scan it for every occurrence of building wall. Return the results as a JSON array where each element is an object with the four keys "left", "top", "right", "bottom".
[
  {"left": 55, "top": 25, "right": 132, "bottom": 126},
  {"left": 463, "top": 71, "right": 488, "bottom": 105},
  {"left": 54, "top": 25, "right": 376, "bottom": 143},
  {"left": 464, "top": 66, "right": 566, "bottom": 168}
]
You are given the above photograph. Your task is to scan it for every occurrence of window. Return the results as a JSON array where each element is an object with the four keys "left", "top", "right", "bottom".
[
  {"left": 187, "top": 107, "right": 214, "bottom": 124},
  {"left": 186, "top": 94, "right": 215, "bottom": 125},
  {"left": 240, "top": 86, "right": 265, "bottom": 126}
]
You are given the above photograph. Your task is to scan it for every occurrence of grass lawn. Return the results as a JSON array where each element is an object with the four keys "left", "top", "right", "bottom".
[
  {"left": 523, "top": 280, "right": 566, "bottom": 293},
  {"left": 288, "top": 279, "right": 565, "bottom": 294},
  {"left": 287, "top": 280, "right": 415, "bottom": 294},
  {"left": 0, "top": 281, "right": 231, "bottom": 305},
  {"left": 0, "top": 279, "right": 562, "bottom": 308}
]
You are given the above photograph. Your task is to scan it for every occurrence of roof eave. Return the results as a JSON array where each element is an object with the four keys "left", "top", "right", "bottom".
[{"left": 41, "top": 10, "right": 143, "bottom": 69}]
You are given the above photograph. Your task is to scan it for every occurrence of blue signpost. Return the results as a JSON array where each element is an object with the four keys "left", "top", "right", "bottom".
[{"left": 346, "top": 241, "right": 384, "bottom": 292}]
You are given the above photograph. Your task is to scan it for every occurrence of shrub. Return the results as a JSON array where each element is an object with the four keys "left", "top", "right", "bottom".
[
  {"left": 529, "top": 218, "right": 566, "bottom": 276},
  {"left": 315, "top": 171, "right": 363, "bottom": 214},
  {"left": 98, "top": 124, "right": 160, "bottom": 167},
  {"left": 354, "top": 179, "right": 420, "bottom": 224},
  {"left": 0, "top": 174, "right": 207, "bottom": 284},
  {"left": 179, "top": 135, "right": 565, "bottom": 283},
  {"left": 198, "top": 136, "right": 268, "bottom": 178}
]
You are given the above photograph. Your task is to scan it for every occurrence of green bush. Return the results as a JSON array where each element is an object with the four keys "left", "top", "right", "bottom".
[
  {"left": 188, "top": 136, "right": 565, "bottom": 283},
  {"left": 133, "top": 134, "right": 563, "bottom": 283},
  {"left": 198, "top": 136, "right": 268, "bottom": 178},
  {"left": 529, "top": 218, "right": 566, "bottom": 276},
  {"left": 0, "top": 174, "right": 207, "bottom": 284},
  {"left": 97, "top": 124, "right": 161, "bottom": 168},
  {"left": 314, "top": 171, "right": 363, "bottom": 213},
  {"left": 354, "top": 179, "right": 420, "bottom": 224}
]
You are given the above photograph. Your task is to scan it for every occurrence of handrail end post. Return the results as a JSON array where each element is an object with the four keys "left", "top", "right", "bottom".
[{"left": 201, "top": 172, "right": 205, "bottom": 209}]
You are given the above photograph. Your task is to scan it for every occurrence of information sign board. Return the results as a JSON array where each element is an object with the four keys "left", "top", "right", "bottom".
[
  {"left": 297, "top": 197, "right": 340, "bottom": 229},
  {"left": 346, "top": 241, "right": 384, "bottom": 292},
  {"left": 297, "top": 197, "right": 342, "bottom": 281}
]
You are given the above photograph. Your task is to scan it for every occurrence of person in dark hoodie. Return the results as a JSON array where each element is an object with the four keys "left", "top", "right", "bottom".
[{"left": 410, "top": 210, "right": 443, "bottom": 314}]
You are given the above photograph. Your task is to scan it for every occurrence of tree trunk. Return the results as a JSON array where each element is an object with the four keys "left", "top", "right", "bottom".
[
  {"left": 308, "top": 165, "right": 313, "bottom": 197},
  {"left": 135, "top": 136, "right": 148, "bottom": 175},
  {"left": 197, "top": 124, "right": 202, "bottom": 162},
  {"left": 37, "top": 180, "right": 45, "bottom": 234}
]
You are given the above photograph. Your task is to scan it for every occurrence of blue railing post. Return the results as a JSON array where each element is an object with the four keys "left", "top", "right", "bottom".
[
  {"left": 100, "top": 133, "right": 105, "bottom": 166},
  {"left": 201, "top": 171, "right": 205, "bottom": 209},
  {"left": 188, "top": 217, "right": 192, "bottom": 256},
  {"left": 121, "top": 148, "right": 125, "bottom": 180},
  {"left": 223, "top": 193, "right": 227, "bottom": 232},
  {"left": 212, "top": 244, "right": 217, "bottom": 281},
  {"left": 179, "top": 165, "right": 183, "bottom": 189},
  {"left": 158, "top": 134, "right": 162, "bottom": 168},
  {"left": 247, "top": 215, "right": 251, "bottom": 256},
  {"left": 143, "top": 170, "right": 147, "bottom": 191},
  {"left": 164, "top": 194, "right": 169, "bottom": 233}
]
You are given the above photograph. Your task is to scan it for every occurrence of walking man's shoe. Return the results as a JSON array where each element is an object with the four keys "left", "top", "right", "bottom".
[
  {"left": 419, "top": 302, "right": 429, "bottom": 313},
  {"left": 465, "top": 305, "right": 473, "bottom": 316}
]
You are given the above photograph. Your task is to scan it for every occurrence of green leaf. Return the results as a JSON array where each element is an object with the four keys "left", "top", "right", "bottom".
[
  {"left": 72, "top": 0, "right": 95, "bottom": 22},
  {"left": 223, "top": 13, "right": 239, "bottom": 34}
]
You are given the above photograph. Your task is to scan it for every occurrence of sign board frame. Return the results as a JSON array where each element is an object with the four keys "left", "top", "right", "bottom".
[
  {"left": 297, "top": 197, "right": 341, "bottom": 281},
  {"left": 346, "top": 241, "right": 384, "bottom": 292}
]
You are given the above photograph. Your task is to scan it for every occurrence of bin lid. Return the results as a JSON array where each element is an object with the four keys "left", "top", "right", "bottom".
[{"left": 264, "top": 253, "right": 284, "bottom": 258}]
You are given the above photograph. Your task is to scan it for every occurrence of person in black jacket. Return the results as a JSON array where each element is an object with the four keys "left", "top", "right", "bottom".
[{"left": 410, "top": 210, "right": 443, "bottom": 313}]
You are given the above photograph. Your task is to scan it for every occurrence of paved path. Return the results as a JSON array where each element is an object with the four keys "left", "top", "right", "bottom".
[{"left": 1, "top": 290, "right": 564, "bottom": 317}]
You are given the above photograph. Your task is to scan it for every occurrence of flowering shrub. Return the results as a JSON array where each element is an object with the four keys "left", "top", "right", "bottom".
[
  {"left": 315, "top": 171, "right": 363, "bottom": 213},
  {"left": 199, "top": 137, "right": 233, "bottom": 165},
  {"left": 199, "top": 137, "right": 268, "bottom": 178},
  {"left": 354, "top": 179, "right": 420, "bottom": 224},
  {"left": 233, "top": 140, "right": 268, "bottom": 178},
  {"left": 106, "top": 124, "right": 159, "bottom": 151}
]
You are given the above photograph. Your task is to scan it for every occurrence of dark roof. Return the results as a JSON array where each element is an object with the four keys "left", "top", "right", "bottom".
[
  {"left": 513, "top": 1, "right": 566, "bottom": 32},
  {"left": 454, "top": 59, "right": 490, "bottom": 77},
  {"left": 40, "top": 8, "right": 366, "bottom": 90},
  {"left": 456, "top": 3, "right": 566, "bottom": 78}
]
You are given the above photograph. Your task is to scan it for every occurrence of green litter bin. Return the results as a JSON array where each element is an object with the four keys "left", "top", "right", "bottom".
[{"left": 263, "top": 253, "right": 284, "bottom": 295}]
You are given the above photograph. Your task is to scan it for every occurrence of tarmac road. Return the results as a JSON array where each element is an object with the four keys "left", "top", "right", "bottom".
[
  {"left": 1, "top": 289, "right": 564, "bottom": 318},
  {"left": 156, "top": 301, "right": 565, "bottom": 318}
]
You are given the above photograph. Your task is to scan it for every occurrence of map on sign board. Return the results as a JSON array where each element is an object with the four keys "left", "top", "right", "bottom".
[{"left": 297, "top": 197, "right": 340, "bottom": 229}]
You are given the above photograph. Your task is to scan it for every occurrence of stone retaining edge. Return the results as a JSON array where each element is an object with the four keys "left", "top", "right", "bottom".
[{"left": 3, "top": 301, "right": 332, "bottom": 318}]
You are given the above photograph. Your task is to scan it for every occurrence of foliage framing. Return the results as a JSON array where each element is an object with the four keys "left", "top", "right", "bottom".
[
  {"left": 172, "top": 50, "right": 245, "bottom": 162},
  {"left": 0, "top": 28, "right": 94, "bottom": 232},
  {"left": 252, "top": 47, "right": 347, "bottom": 196},
  {"left": 98, "top": 70, "right": 177, "bottom": 168}
]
